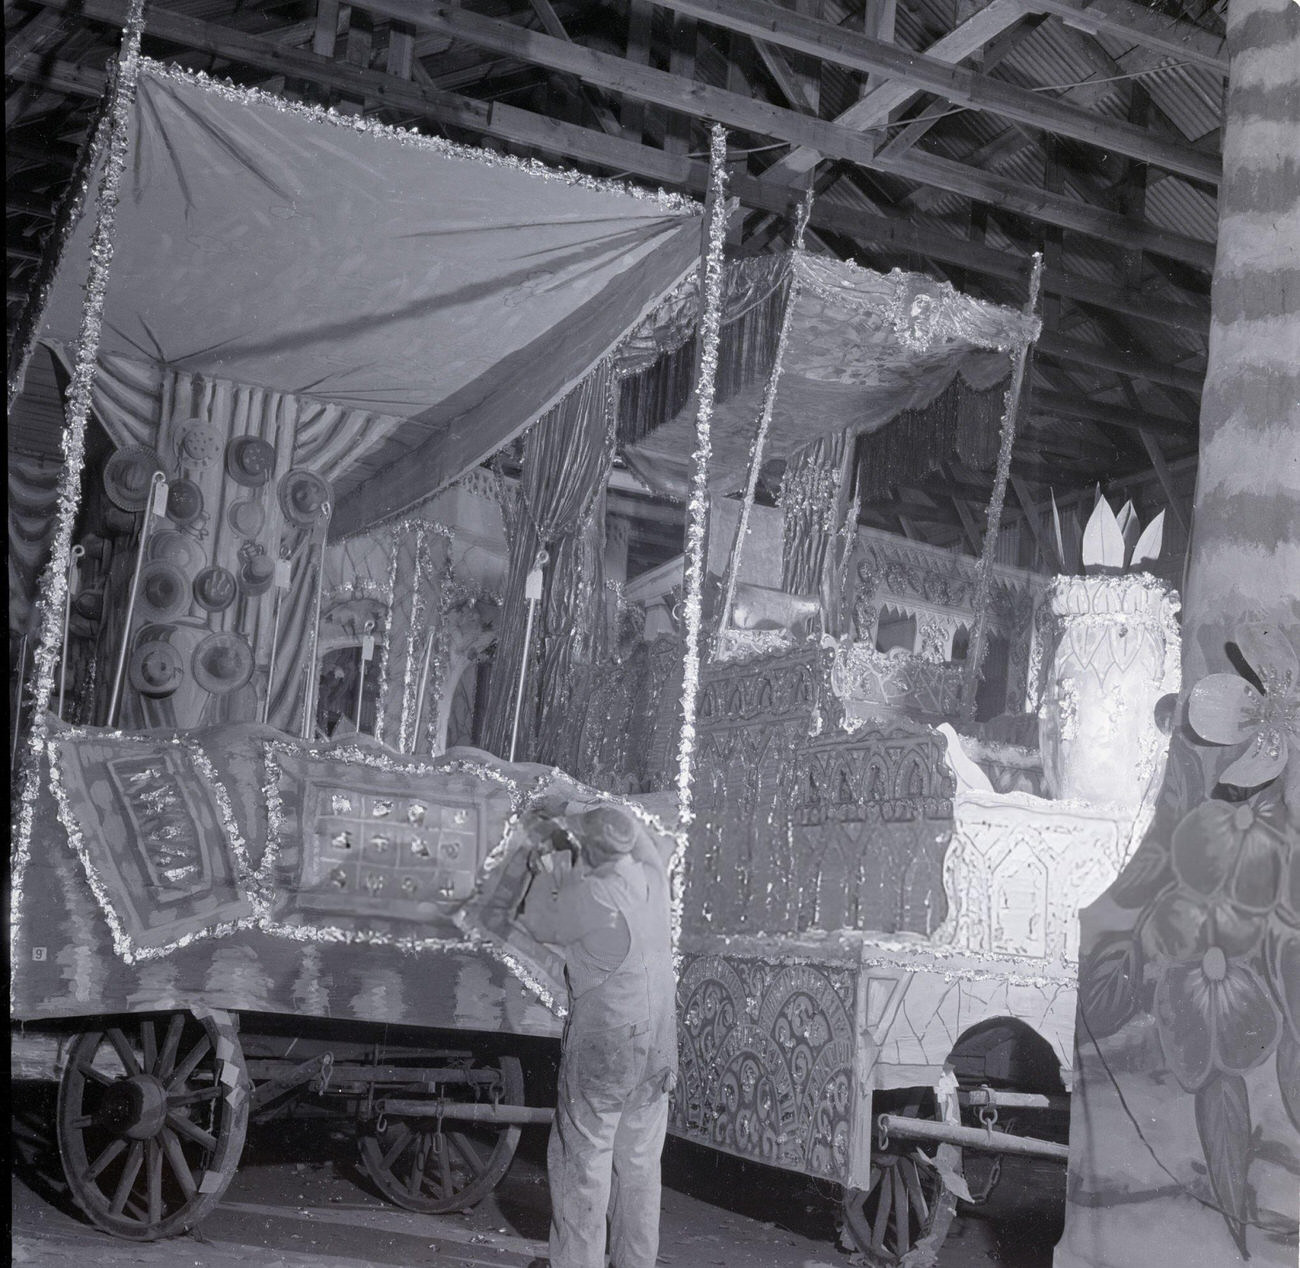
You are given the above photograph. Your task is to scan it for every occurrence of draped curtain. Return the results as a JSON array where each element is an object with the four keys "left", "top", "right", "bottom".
[
  {"left": 779, "top": 431, "right": 851, "bottom": 598},
  {"left": 481, "top": 361, "right": 615, "bottom": 762},
  {"left": 8, "top": 451, "right": 63, "bottom": 638}
]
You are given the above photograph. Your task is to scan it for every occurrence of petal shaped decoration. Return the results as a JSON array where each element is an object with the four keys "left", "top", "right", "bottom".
[
  {"left": 1212, "top": 962, "right": 1281, "bottom": 1075},
  {"left": 1116, "top": 499, "right": 1141, "bottom": 558},
  {"left": 1081, "top": 497, "right": 1126, "bottom": 570},
  {"left": 1155, "top": 960, "right": 1215, "bottom": 1091},
  {"left": 1188, "top": 673, "right": 1260, "bottom": 745},
  {"left": 1235, "top": 621, "right": 1299, "bottom": 695},
  {"left": 1130, "top": 509, "right": 1166, "bottom": 569},
  {"left": 1171, "top": 800, "right": 1239, "bottom": 896},
  {"left": 1220, "top": 730, "right": 1290, "bottom": 789},
  {"left": 1050, "top": 487, "right": 1069, "bottom": 572}
]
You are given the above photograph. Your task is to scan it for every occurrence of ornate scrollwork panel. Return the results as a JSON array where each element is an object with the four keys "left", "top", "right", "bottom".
[{"left": 672, "top": 955, "right": 857, "bottom": 1181}]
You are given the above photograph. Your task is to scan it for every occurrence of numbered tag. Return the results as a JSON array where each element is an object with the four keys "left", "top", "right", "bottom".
[
  {"left": 525, "top": 565, "right": 544, "bottom": 601},
  {"left": 361, "top": 633, "right": 376, "bottom": 662},
  {"left": 274, "top": 558, "right": 292, "bottom": 588},
  {"left": 150, "top": 478, "right": 170, "bottom": 519}
]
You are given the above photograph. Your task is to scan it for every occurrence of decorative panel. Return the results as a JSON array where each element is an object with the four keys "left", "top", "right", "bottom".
[
  {"left": 672, "top": 952, "right": 857, "bottom": 1182},
  {"left": 793, "top": 720, "right": 955, "bottom": 936}
]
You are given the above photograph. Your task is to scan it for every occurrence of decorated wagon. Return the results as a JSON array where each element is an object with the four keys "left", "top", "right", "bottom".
[{"left": 11, "top": 20, "right": 1181, "bottom": 1267}]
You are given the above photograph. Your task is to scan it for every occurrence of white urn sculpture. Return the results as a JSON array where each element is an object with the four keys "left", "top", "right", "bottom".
[{"left": 1037, "top": 497, "right": 1181, "bottom": 814}]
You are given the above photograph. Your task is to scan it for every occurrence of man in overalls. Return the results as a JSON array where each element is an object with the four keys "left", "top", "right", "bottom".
[{"left": 518, "top": 803, "right": 677, "bottom": 1268}]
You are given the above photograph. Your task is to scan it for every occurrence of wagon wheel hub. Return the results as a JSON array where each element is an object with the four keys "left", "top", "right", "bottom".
[{"left": 97, "top": 1074, "right": 168, "bottom": 1140}]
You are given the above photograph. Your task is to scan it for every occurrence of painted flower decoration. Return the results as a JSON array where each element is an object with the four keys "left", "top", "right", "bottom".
[
  {"left": 1188, "top": 622, "right": 1299, "bottom": 789},
  {"left": 1154, "top": 943, "right": 1280, "bottom": 1092}
]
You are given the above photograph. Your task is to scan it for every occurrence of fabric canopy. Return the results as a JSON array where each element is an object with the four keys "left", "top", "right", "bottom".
[
  {"left": 622, "top": 250, "right": 1040, "bottom": 498},
  {"left": 37, "top": 62, "right": 703, "bottom": 532}
]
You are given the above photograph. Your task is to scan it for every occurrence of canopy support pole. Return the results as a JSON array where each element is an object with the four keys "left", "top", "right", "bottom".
[
  {"left": 714, "top": 189, "right": 813, "bottom": 658},
  {"left": 960, "top": 251, "right": 1043, "bottom": 720}
]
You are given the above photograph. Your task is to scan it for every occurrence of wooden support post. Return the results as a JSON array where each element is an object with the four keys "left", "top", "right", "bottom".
[
  {"left": 1010, "top": 472, "right": 1050, "bottom": 570},
  {"left": 311, "top": 0, "right": 339, "bottom": 58},
  {"left": 621, "top": 0, "right": 652, "bottom": 142},
  {"left": 1139, "top": 428, "right": 1191, "bottom": 533}
]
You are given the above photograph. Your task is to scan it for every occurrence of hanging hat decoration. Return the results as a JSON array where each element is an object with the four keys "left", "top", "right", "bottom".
[
  {"left": 165, "top": 477, "right": 204, "bottom": 526},
  {"left": 147, "top": 529, "right": 202, "bottom": 574},
  {"left": 225, "top": 435, "right": 277, "bottom": 487},
  {"left": 137, "top": 559, "right": 190, "bottom": 620},
  {"left": 74, "top": 590, "right": 105, "bottom": 621},
  {"left": 192, "top": 631, "right": 255, "bottom": 695},
  {"left": 238, "top": 550, "right": 277, "bottom": 596},
  {"left": 103, "top": 445, "right": 165, "bottom": 511},
  {"left": 193, "top": 565, "right": 237, "bottom": 613},
  {"left": 128, "top": 636, "right": 186, "bottom": 698},
  {"left": 278, "top": 468, "right": 332, "bottom": 527},
  {"left": 175, "top": 417, "right": 223, "bottom": 468},
  {"left": 227, "top": 496, "right": 267, "bottom": 540}
]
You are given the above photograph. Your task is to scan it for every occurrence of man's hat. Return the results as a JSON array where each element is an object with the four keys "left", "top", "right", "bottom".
[
  {"left": 278, "top": 468, "right": 332, "bottom": 527},
  {"left": 128, "top": 637, "right": 185, "bottom": 698},
  {"left": 225, "top": 435, "right": 277, "bottom": 487},
  {"left": 237, "top": 551, "right": 277, "bottom": 596},
  {"left": 559, "top": 804, "right": 640, "bottom": 858},
  {"left": 148, "top": 528, "right": 202, "bottom": 574},
  {"left": 175, "top": 417, "right": 223, "bottom": 467},
  {"left": 193, "top": 565, "right": 237, "bottom": 613},
  {"left": 166, "top": 477, "right": 204, "bottom": 526},
  {"left": 227, "top": 497, "right": 266, "bottom": 540},
  {"left": 192, "top": 631, "right": 254, "bottom": 695},
  {"left": 137, "top": 560, "right": 190, "bottom": 620},
  {"left": 103, "top": 445, "right": 164, "bottom": 511}
]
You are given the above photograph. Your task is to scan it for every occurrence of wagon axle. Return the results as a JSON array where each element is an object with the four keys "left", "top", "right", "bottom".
[{"left": 877, "top": 1112, "right": 1069, "bottom": 1162}]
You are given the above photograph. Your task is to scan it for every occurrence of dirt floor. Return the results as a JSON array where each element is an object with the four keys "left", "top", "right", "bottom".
[{"left": 11, "top": 1078, "right": 1065, "bottom": 1267}]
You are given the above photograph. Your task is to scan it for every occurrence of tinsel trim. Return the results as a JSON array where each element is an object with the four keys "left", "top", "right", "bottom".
[
  {"left": 962, "top": 253, "right": 1044, "bottom": 720},
  {"left": 670, "top": 125, "right": 729, "bottom": 956},
  {"left": 373, "top": 532, "right": 402, "bottom": 746},
  {"left": 9, "top": 0, "right": 148, "bottom": 1000},
  {"left": 138, "top": 58, "right": 699, "bottom": 216},
  {"left": 48, "top": 728, "right": 259, "bottom": 965}
]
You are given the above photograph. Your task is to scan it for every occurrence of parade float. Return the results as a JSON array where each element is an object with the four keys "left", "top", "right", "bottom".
[{"left": 8, "top": 12, "right": 1182, "bottom": 1265}]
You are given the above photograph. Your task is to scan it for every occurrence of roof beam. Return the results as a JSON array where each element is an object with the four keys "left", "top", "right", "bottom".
[
  {"left": 650, "top": 0, "right": 1219, "bottom": 184},
  {"left": 764, "top": 0, "right": 1029, "bottom": 182},
  {"left": 22, "top": 0, "right": 1216, "bottom": 268},
  {"left": 1031, "top": 0, "right": 1227, "bottom": 74},
  {"left": 354, "top": 1, "right": 1216, "bottom": 267},
  {"left": 1032, "top": 388, "right": 1189, "bottom": 436}
]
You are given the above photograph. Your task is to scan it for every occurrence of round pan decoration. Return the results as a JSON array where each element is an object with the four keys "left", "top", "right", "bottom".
[
  {"left": 103, "top": 445, "right": 165, "bottom": 512},
  {"left": 278, "top": 468, "right": 332, "bottom": 527},
  {"left": 225, "top": 435, "right": 277, "bottom": 488},
  {"left": 227, "top": 497, "right": 266, "bottom": 540},
  {"left": 175, "top": 417, "right": 223, "bottom": 468},
  {"left": 137, "top": 560, "right": 190, "bottom": 620},
  {"left": 193, "top": 565, "right": 237, "bottom": 613},
  {"left": 128, "top": 637, "right": 185, "bottom": 698},
  {"left": 192, "top": 631, "right": 255, "bottom": 696},
  {"left": 166, "top": 477, "right": 204, "bottom": 526}
]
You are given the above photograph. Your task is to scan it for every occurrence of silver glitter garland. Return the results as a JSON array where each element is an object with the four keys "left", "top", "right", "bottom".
[
  {"left": 670, "top": 125, "right": 729, "bottom": 948},
  {"left": 140, "top": 58, "right": 699, "bottom": 216},
  {"left": 962, "top": 253, "right": 1043, "bottom": 720},
  {"left": 397, "top": 521, "right": 430, "bottom": 751},
  {"left": 421, "top": 553, "right": 457, "bottom": 756},
  {"left": 9, "top": 0, "right": 148, "bottom": 996}
]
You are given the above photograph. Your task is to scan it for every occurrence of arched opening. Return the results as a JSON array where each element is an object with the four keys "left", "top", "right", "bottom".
[
  {"left": 875, "top": 606, "right": 917, "bottom": 655},
  {"left": 316, "top": 642, "right": 383, "bottom": 738}
]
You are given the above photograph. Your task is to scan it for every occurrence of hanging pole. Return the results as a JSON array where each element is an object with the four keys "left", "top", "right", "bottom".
[
  {"left": 108, "top": 471, "right": 168, "bottom": 727},
  {"left": 12, "top": 635, "right": 30, "bottom": 773},
  {"left": 301, "top": 503, "right": 332, "bottom": 740},
  {"left": 411, "top": 627, "right": 437, "bottom": 753},
  {"left": 261, "top": 549, "right": 293, "bottom": 725},
  {"left": 57, "top": 544, "right": 85, "bottom": 721},
  {"left": 961, "top": 252, "right": 1043, "bottom": 720},
  {"left": 355, "top": 619, "right": 376, "bottom": 734},
  {"left": 715, "top": 186, "right": 812, "bottom": 656},
  {"left": 509, "top": 550, "right": 548, "bottom": 763}
]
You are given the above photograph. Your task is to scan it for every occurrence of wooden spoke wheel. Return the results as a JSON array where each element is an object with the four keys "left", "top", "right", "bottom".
[
  {"left": 57, "top": 1009, "right": 249, "bottom": 1240},
  {"left": 358, "top": 1053, "right": 524, "bottom": 1213},
  {"left": 841, "top": 1086, "right": 961, "bottom": 1267}
]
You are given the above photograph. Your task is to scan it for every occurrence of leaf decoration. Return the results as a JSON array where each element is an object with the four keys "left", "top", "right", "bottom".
[
  {"left": 1130, "top": 509, "right": 1166, "bottom": 569},
  {"left": 1194, "top": 1071, "right": 1253, "bottom": 1260},
  {"left": 1109, "top": 838, "right": 1174, "bottom": 909},
  {"left": 1279, "top": 1029, "right": 1300, "bottom": 1136},
  {"left": 1082, "top": 497, "right": 1127, "bottom": 571},
  {"left": 1116, "top": 499, "right": 1141, "bottom": 557},
  {"left": 1050, "top": 487, "right": 1069, "bottom": 573},
  {"left": 1078, "top": 931, "right": 1143, "bottom": 1040}
]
